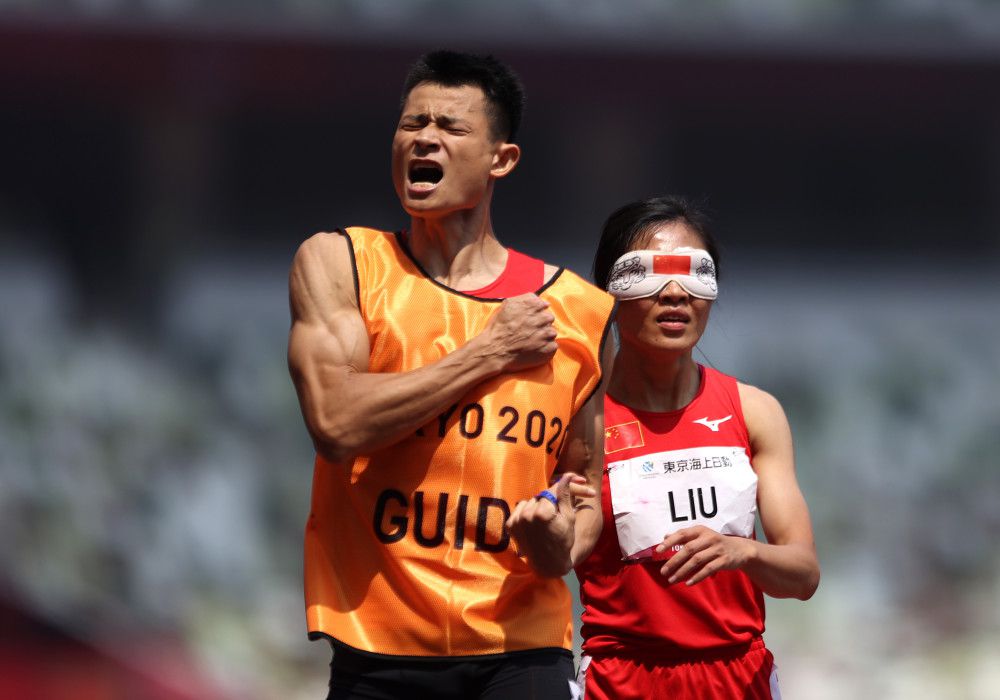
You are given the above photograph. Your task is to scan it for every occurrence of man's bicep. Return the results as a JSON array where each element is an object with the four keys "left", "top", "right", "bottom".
[
  {"left": 289, "top": 232, "right": 358, "bottom": 322},
  {"left": 289, "top": 311, "right": 369, "bottom": 379},
  {"left": 288, "top": 233, "right": 368, "bottom": 356},
  {"left": 557, "top": 335, "right": 613, "bottom": 481},
  {"left": 288, "top": 233, "right": 371, "bottom": 388},
  {"left": 556, "top": 395, "right": 603, "bottom": 484}
]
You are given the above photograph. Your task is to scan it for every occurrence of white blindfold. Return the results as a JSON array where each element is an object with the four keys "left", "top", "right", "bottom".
[{"left": 606, "top": 247, "right": 718, "bottom": 300}]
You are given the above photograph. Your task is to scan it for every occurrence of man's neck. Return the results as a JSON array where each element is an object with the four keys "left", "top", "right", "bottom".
[{"left": 407, "top": 208, "right": 509, "bottom": 291}]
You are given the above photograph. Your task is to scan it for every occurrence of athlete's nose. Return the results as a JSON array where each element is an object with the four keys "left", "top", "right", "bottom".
[{"left": 658, "top": 280, "right": 689, "bottom": 303}]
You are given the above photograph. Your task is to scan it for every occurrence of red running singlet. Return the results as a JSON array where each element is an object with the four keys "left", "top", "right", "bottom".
[
  {"left": 460, "top": 248, "right": 546, "bottom": 298},
  {"left": 576, "top": 365, "right": 766, "bottom": 658}
]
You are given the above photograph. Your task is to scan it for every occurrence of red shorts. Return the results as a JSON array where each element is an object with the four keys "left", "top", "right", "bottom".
[{"left": 578, "top": 637, "right": 779, "bottom": 700}]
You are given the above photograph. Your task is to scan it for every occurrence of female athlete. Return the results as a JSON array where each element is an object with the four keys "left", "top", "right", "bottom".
[{"left": 574, "top": 195, "right": 820, "bottom": 699}]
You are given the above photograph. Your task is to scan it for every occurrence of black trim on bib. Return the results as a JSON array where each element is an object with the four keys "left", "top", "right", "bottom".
[
  {"left": 332, "top": 228, "right": 361, "bottom": 305},
  {"left": 393, "top": 230, "right": 562, "bottom": 302}
]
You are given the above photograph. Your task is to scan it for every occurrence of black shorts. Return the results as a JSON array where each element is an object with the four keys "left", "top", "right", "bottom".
[{"left": 326, "top": 641, "right": 577, "bottom": 700}]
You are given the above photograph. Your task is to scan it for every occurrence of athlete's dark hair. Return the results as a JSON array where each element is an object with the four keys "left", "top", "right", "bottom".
[
  {"left": 592, "top": 195, "right": 721, "bottom": 291},
  {"left": 401, "top": 50, "right": 525, "bottom": 142}
]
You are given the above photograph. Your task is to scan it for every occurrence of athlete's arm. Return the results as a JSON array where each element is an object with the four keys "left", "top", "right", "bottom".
[
  {"left": 506, "top": 334, "right": 613, "bottom": 577},
  {"left": 738, "top": 385, "right": 820, "bottom": 598},
  {"left": 288, "top": 231, "right": 559, "bottom": 464},
  {"left": 657, "top": 385, "right": 820, "bottom": 600}
]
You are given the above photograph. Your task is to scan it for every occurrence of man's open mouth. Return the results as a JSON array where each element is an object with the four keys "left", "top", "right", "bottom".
[{"left": 408, "top": 162, "right": 443, "bottom": 185}]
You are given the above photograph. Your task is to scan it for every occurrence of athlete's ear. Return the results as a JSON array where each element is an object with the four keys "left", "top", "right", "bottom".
[{"left": 490, "top": 142, "right": 521, "bottom": 179}]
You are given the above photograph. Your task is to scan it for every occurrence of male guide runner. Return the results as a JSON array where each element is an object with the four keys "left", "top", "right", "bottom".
[{"left": 288, "top": 51, "right": 615, "bottom": 699}]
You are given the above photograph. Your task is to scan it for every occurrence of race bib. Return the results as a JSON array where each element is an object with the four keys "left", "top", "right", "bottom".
[{"left": 608, "top": 445, "right": 758, "bottom": 560}]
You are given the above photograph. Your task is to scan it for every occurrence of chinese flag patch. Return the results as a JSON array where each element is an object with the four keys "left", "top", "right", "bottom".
[
  {"left": 605, "top": 421, "right": 644, "bottom": 453},
  {"left": 653, "top": 254, "right": 691, "bottom": 275}
]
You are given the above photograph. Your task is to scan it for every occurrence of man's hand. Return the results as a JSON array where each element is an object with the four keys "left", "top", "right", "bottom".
[
  {"left": 479, "top": 293, "right": 558, "bottom": 373},
  {"left": 289, "top": 237, "right": 560, "bottom": 464},
  {"left": 656, "top": 525, "right": 755, "bottom": 586},
  {"left": 506, "top": 473, "right": 596, "bottom": 578}
]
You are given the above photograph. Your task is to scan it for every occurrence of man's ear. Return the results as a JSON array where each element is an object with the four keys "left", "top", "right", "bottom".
[{"left": 490, "top": 142, "right": 521, "bottom": 179}]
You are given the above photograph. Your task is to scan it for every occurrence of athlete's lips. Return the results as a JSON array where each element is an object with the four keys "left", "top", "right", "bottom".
[{"left": 656, "top": 310, "right": 690, "bottom": 323}]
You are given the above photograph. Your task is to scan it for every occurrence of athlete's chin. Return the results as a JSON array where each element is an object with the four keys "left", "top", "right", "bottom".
[
  {"left": 650, "top": 323, "right": 706, "bottom": 347},
  {"left": 652, "top": 326, "right": 691, "bottom": 340},
  {"left": 644, "top": 333, "right": 698, "bottom": 354}
]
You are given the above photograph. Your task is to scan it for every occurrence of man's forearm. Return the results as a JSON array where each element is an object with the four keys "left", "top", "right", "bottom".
[{"left": 296, "top": 337, "right": 502, "bottom": 463}]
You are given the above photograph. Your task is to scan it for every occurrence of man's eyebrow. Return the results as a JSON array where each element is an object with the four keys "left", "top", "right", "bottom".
[{"left": 399, "top": 112, "right": 474, "bottom": 131}]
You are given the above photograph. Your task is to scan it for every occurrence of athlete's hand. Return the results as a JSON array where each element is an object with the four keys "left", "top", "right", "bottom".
[
  {"left": 480, "top": 294, "right": 557, "bottom": 373},
  {"left": 656, "top": 525, "right": 755, "bottom": 586},
  {"left": 506, "top": 472, "right": 595, "bottom": 578}
]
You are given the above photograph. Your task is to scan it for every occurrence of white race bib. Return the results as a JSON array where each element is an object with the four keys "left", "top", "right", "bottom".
[{"left": 608, "top": 445, "right": 758, "bottom": 560}]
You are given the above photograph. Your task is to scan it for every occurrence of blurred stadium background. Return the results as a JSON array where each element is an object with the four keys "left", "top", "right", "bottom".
[{"left": 2, "top": 1, "right": 999, "bottom": 697}]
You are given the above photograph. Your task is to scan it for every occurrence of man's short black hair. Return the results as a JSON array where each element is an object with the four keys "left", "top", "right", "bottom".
[{"left": 401, "top": 50, "right": 525, "bottom": 143}]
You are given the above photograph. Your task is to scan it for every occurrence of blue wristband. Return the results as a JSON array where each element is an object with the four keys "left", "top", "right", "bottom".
[{"left": 535, "top": 489, "right": 558, "bottom": 507}]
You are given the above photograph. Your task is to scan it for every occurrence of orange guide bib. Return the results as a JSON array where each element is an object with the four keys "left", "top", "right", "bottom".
[{"left": 304, "top": 227, "right": 615, "bottom": 657}]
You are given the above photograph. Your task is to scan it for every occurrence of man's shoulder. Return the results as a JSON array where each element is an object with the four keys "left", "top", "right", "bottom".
[
  {"left": 305, "top": 227, "right": 403, "bottom": 260},
  {"left": 538, "top": 267, "right": 616, "bottom": 337},
  {"left": 294, "top": 231, "right": 347, "bottom": 267},
  {"left": 338, "top": 226, "right": 399, "bottom": 245},
  {"left": 503, "top": 247, "right": 591, "bottom": 292},
  {"left": 541, "top": 262, "right": 561, "bottom": 283},
  {"left": 293, "top": 227, "right": 396, "bottom": 275},
  {"left": 541, "top": 265, "right": 613, "bottom": 300}
]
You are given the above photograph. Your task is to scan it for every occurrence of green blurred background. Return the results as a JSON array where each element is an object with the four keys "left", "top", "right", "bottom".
[{"left": 1, "top": 1, "right": 999, "bottom": 697}]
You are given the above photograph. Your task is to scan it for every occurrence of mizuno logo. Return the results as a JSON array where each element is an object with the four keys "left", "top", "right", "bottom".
[{"left": 693, "top": 415, "right": 732, "bottom": 432}]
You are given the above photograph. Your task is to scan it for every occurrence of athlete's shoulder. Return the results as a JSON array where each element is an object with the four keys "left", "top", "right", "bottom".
[
  {"left": 603, "top": 391, "right": 635, "bottom": 420},
  {"left": 701, "top": 364, "right": 741, "bottom": 386},
  {"left": 736, "top": 381, "right": 788, "bottom": 430},
  {"left": 735, "top": 380, "right": 776, "bottom": 407}
]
